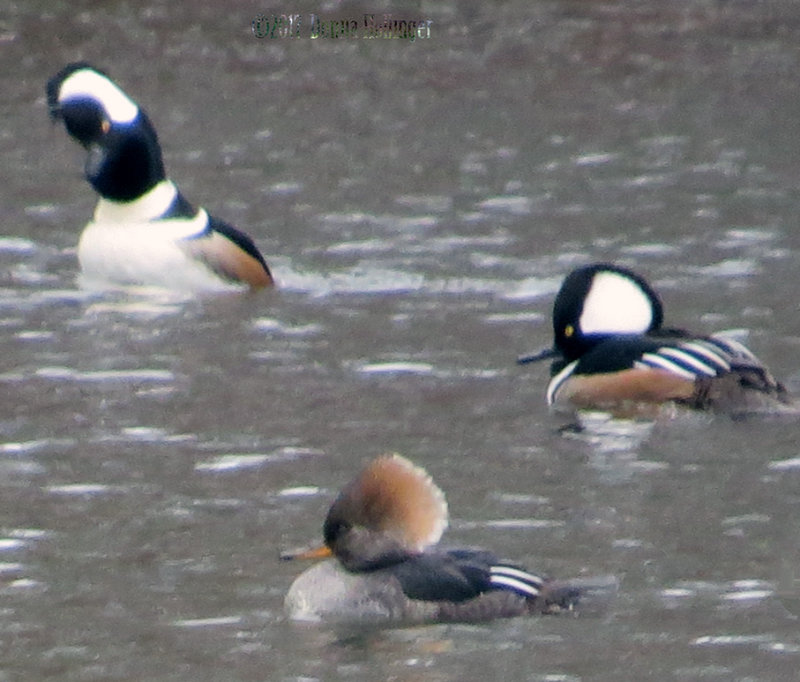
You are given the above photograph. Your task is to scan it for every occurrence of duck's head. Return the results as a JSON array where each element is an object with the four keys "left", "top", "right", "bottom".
[
  {"left": 519, "top": 263, "right": 664, "bottom": 365},
  {"left": 283, "top": 454, "right": 449, "bottom": 573},
  {"left": 47, "top": 62, "right": 165, "bottom": 201}
]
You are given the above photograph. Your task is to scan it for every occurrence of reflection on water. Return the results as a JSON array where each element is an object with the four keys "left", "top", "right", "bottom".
[{"left": 2, "top": 0, "right": 800, "bottom": 679}]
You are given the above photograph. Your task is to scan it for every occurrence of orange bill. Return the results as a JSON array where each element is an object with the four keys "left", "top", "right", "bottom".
[{"left": 280, "top": 543, "right": 333, "bottom": 561}]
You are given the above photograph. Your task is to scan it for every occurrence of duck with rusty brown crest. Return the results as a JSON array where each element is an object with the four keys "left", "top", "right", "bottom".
[{"left": 282, "top": 454, "right": 580, "bottom": 624}]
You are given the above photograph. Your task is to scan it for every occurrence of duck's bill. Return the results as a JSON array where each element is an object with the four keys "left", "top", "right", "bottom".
[
  {"left": 517, "top": 347, "right": 560, "bottom": 365},
  {"left": 280, "top": 543, "right": 333, "bottom": 561}
]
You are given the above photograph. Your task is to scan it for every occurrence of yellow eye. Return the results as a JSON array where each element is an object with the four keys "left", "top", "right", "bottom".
[
  {"left": 564, "top": 324, "right": 574, "bottom": 338},
  {"left": 101, "top": 119, "right": 111, "bottom": 134}
]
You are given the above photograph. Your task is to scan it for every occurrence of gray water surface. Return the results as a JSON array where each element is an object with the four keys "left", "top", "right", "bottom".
[{"left": 3, "top": 1, "right": 800, "bottom": 679}]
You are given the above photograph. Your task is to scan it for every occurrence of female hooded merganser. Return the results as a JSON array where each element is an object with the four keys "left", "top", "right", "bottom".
[
  {"left": 282, "top": 454, "right": 579, "bottom": 624},
  {"left": 47, "top": 62, "right": 273, "bottom": 291},
  {"left": 518, "top": 263, "right": 795, "bottom": 416}
]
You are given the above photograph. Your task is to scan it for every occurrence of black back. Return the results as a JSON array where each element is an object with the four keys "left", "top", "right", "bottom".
[{"left": 386, "top": 548, "right": 532, "bottom": 603}]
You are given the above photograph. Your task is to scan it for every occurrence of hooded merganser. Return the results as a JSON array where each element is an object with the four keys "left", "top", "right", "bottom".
[
  {"left": 282, "top": 454, "right": 579, "bottom": 624},
  {"left": 518, "top": 263, "right": 795, "bottom": 415},
  {"left": 47, "top": 62, "right": 273, "bottom": 291}
]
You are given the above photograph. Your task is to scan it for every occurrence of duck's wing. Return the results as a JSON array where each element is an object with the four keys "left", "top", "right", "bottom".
[
  {"left": 392, "top": 549, "right": 545, "bottom": 603},
  {"left": 181, "top": 214, "right": 273, "bottom": 287},
  {"left": 550, "top": 332, "right": 793, "bottom": 409}
]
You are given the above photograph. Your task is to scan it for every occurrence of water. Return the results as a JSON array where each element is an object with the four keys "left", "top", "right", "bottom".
[{"left": 3, "top": 1, "right": 800, "bottom": 679}]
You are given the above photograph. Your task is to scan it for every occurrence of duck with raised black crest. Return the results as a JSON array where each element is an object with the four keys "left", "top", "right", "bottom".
[{"left": 518, "top": 263, "right": 796, "bottom": 416}]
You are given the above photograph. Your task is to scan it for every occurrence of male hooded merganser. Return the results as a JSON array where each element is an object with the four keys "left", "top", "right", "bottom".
[
  {"left": 47, "top": 62, "right": 273, "bottom": 291},
  {"left": 518, "top": 263, "right": 795, "bottom": 415},
  {"left": 282, "top": 454, "right": 578, "bottom": 623}
]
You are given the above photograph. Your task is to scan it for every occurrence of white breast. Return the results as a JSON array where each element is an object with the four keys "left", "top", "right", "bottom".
[
  {"left": 76, "top": 180, "right": 244, "bottom": 292},
  {"left": 78, "top": 209, "right": 241, "bottom": 292},
  {"left": 284, "top": 560, "right": 438, "bottom": 624}
]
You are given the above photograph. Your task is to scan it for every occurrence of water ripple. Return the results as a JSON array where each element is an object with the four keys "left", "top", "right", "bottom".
[
  {"left": 356, "top": 362, "right": 435, "bottom": 375},
  {"left": 767, "top": 456, "right": 800, "bottom": 470},
  {"left": 693, "top": 634, "right": 775, "bottom": 647},
  {"left": 278, "top": 486, "right": 320, "bottom": 498},
  {"left": 252, "top": 318, "right": 322, "bottom": 336},
  {"left": 0, "top": 237, "right": 37, "bottom": 253},
  {"left": 46, "top": 484, "right": 125, "bottom": 496},
  {"left": 33, "top": 367, "right": 174, "bottom": 382},
  {"left": 195, "top": 454, "right": 272, "bottom": 472},
  {"left": 574, "top": 152, "right": 619, "bottom": 166},
  {"left": 172, "top": 616, "right": 244, "bottom": 628},
  {"left": 477, "top": 196, "right": 534, "bottom": 215}
]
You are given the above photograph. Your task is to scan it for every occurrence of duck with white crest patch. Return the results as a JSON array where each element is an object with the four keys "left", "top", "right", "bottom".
[
  {"left": 518, "top": 263, "right": 797, "bottom": 417},
  {"left": 47, "top": 63, "right": 273, "bottom": 292}
]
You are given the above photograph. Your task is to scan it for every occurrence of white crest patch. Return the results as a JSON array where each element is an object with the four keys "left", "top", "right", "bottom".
[
  {"left": 579, "top": 270, "right": 654, "bottom": 335},
  {"left": 59, "top": 68, "right": 138, "bottom": 124}
]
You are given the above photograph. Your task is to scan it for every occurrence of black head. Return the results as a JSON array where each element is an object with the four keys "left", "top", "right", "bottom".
[
  {"left": 47, "top": 62, "right": 165, "bottom": 201},
  {"left": 552, "top": 263, "right": 664, "bottom": 360},
  {"left": 322, "top": 511, "right": 350, "bottom": 550},
  {"left": 322, "top": 503, "right": 412, "bottom": 572}
]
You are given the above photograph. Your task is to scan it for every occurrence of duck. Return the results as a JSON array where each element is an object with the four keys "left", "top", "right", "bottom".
[
  {"left": 518, "top": 262, "right": 795, "bottom": 416},
  {"left": 282, "top": 453, "right": 579, "bottom": 624},
  {"left": 46, "top": 62, "right": 273, "bottom": 291}
]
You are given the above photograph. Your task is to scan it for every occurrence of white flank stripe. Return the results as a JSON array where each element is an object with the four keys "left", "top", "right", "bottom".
[
  {"left": 678, "top": 341, "right": 731, "bottom": 371},
  {"left": 710, "top": 335, "right": 758, "bottom": 362},
  {"left": 657, "top": 347, "right": 718, "bottom": 376},
  {"left": 639, "top": 353, "right": 697, "bottom": 380},
  {"left": 489, "top": 574, "right": 541, "bottom": 597},
  {"left": 546, "top": 360, "right": 578, "bottom": 405},
  {"left": 490, "top": 565, "right": 544, "bottom": 589}
]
